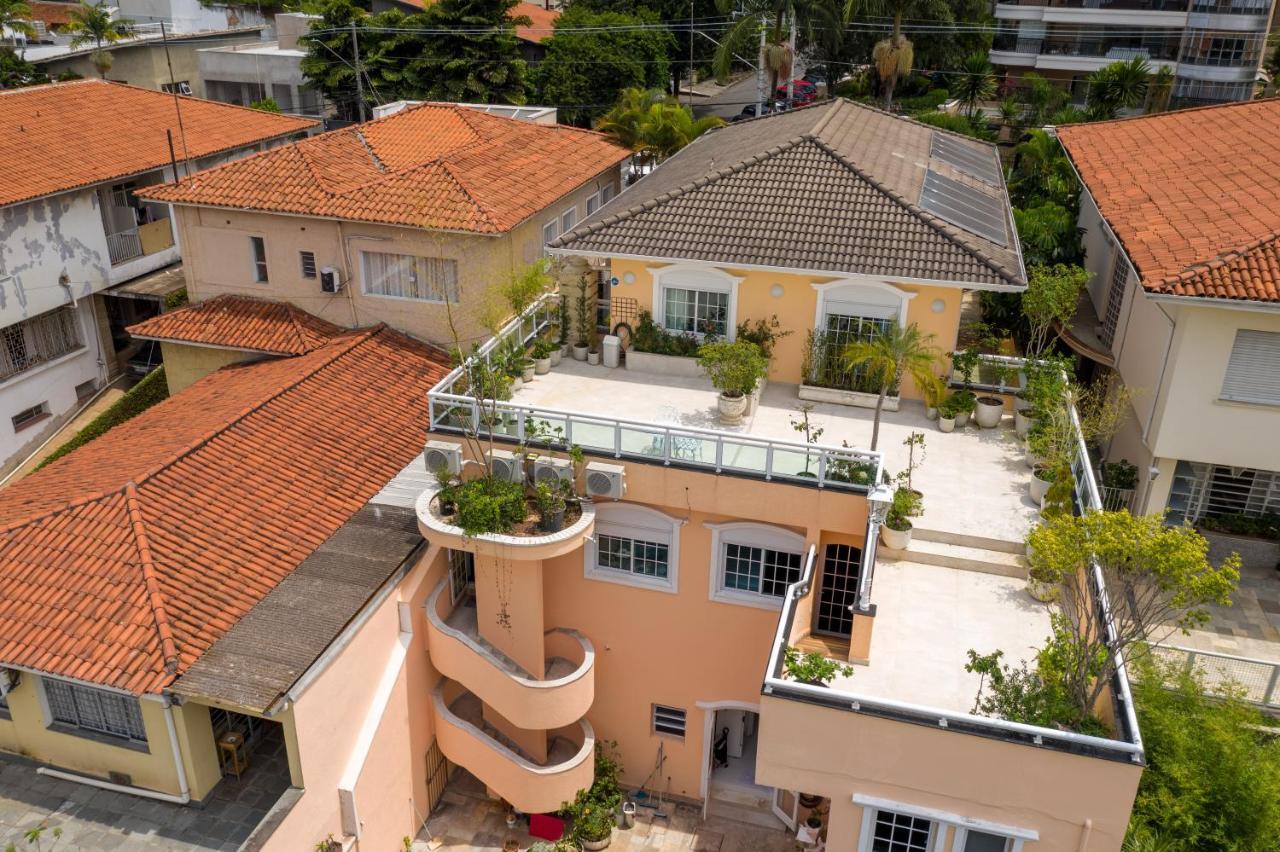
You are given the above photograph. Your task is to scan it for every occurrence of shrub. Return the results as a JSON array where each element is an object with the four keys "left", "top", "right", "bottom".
[
  {"left": 1100, "top": 459, "right": 1139, "bottom": 491},
  {"left": 783, "top": 646, "right": 852, "bottom": 685},
  {"left": 450, "top": 477, "right": 527, "bottom": 536},
  {"left": 630, "top": 311, "right": 703, "bottom": 357},
  {"left": 697, "top": 340, "right": 767, "bottom": 398},
  {"left": 910, "top": 110, "right": 993, "bottom": 141},
  {"left": 898, "top": 88, "right": 949, "bottom": 112},
  {"left": 1198, "top": 512, "right": 1280, "bottom": 541},
  {"left": 734, "top": 315, "right": 791, "bottom": 361},
  {"left": 562, "top": 741, "right": 624, "bottom": 843},
  {"left": 36, "top": 368, "right": 169, "bottom": 471}
]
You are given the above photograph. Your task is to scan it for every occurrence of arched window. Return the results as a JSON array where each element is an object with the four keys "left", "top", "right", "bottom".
[
  {"left": 585, "top": 503, "right": 683, "bottom": 593},
  {"left": 651, "top": 265, "right": 743, "bottom": 341},
  {"left": 706, "top": 522, "right": 806, "bottom": 609}
]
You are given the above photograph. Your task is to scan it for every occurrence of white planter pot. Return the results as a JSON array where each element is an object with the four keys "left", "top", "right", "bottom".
[
  {"left": 625, "top": 350, "right": 703, "bottom": 377},
  {"left": 717, "top": 392, "right": 748, "bottom": 424},
  {"left": 938, "top": 415, "right": 956, "bottom": 433},
  {"left": 572, "top": 345, "right": 589, "bottom": 362},
  {"left": 549, "top": 349, "right": 562, "bottom": 367},
  {"left": 534, "top": 357, "right": 551, "bottom": 375},
  {"left": 521, "top": 365, "right": 535, "bottom": 382},
  {"left": 510, "top": 376, "right": 523, "bottom": 393},
  {"left": 582, "top": 834, "right": 612, "bottom": 852},
  {"left": 1015, "top": 409, "right": 1037, "bottom": 438},
  {"left": 1029, "top": 469, "right": 1052, "bottom": 505},
  {"left": 798, "top": 384, "right": 900, "bottom": 411},
  {"left": 974, "top": 396, "right": 1004, "bottom": 429},
  {"left": 1027, "top": 576, "right": 1059, "bottom": 603},
  {"left": 955, "top": 411, "right": 970, "bottom": 428},
  {"left": 561, "top": 344, "right": 571, "bottom": 358},
  {"left": 587, "top": 350, "right": 601, "bottom": 366},
  {"left": 1025, "top": 445, "right": 1043, "bottom": 469},
  {"left": 925, "top": 406, "right": 938, "bottom": 420},
  {"left": 880, "top": 523, "right": 912, "bottom": 550}
]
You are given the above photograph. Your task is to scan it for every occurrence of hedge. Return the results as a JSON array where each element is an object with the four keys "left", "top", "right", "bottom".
[{"left": 35, "top": 367, "right": 170, "bottom": 471}]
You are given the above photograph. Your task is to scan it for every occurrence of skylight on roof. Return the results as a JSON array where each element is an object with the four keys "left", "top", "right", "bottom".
[
  {"left": 920, "top": 169, "right": 1009, "bottom": 247},
  {"left": 929, "top": 133, "right": 1001, "bottom": 187}
]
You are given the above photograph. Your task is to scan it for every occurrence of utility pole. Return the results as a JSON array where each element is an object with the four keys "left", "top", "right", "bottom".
[
  {"left": 160, "top": 21, "right": 192, "bottom": 180},
  {"left": 687, "top": 0, "right": 694, "bottom": 107},
  {"left": 351, "top": 21, "right": 366, "bottom": 123},
  {"left": 756, "top": 19, "right": 765, "bottom": 115},
  {"left": 785, "top": 12, "right": 796, "bottom": 106}
]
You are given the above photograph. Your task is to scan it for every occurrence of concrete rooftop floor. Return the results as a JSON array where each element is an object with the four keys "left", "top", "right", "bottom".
[{"left": 513, "top": 360, "right": 1039, "bottom": 545}]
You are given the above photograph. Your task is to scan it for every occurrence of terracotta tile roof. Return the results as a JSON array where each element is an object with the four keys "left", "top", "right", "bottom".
[
  {"left": 553, "top": 99, "right": 1026, "bottom": 288},
  {"left": 26, "top": 1, "right": 76, "bottom": 28},
  {"left": 127, "top": 294, "right": 344, "bottom": 355},
  {"left": 0, "top": 325, "right": 448, "bottom": 694},
  {"left": 0, "top": 80, "right": 317, "bottom": 208},
  {"left": 139, "top": 101, "right": 629, "bottom": 233},
  {"left": 1058, "top": 99, "right": 1280, "bottom": 303},
  {"left": 513, "top": 2, "right": 559, "bottom": 43}
]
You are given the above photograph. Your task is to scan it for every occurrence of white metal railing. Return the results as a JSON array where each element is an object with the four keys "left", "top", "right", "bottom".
[
  {"left": 105, "top": 228, "right": 142, "bottom": 266},
  {"left": 427, "top": 293, "right": 883, "bottom": 492},
  {"left": 1099, "top": 485, "right": 1136, "bottom": 512},
  {"left": 1149, "top": 644, "right": 1280, "bottom": 710}
]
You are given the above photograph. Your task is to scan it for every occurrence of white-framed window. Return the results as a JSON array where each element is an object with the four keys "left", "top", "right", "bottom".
[
  {"left": 1220, "top": 329, "right": 1280, "bottom": 406},
  {"left": 249, "top": 236, "right": 268, "bottom": 283},
  {"left": 300, "top": 250, "right": 317, "bottom": 279},
  {"left": 561, "top": 207, "right": 577, "bottom": 234},
  {"left": 360, "top": 251, "right": 459, "bottom": 303},
  {"left": 652, "top": 265, "right": 741, "bottom": 340},
  {"left": 854, "top": 796, "right": 1034, "bottom": 852},
  {"left": 600, "top": 184, "right": 615, "bottom": 205},
  {"left": 586, "top": 191, "right": 601, "bottom": 216},
  {"left": 651, "top": 704, "right": 686, "bottom": 738},
  {"left": 584, "top": 503, "right": 682, "bottom": 593},
  {"left": 543, "top": 219, "right": 559, "bottom": 246},
  {"left": 41, "top": 678, "right": 147, "bottom": 744},
  {"left": 707, "top": 522, "right": 805, "bottom": 609}
]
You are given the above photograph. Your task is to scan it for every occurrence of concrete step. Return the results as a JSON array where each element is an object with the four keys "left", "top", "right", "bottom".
[
  {"left": 880, "top": 537, "right": 1027, "bottom": 578},
  {"left": 911, "top": 526, "right": 1025, "bottom": 555},
  {"left": 709, "top": 781, "right": 770, "bottom": 809},
  {"left": 705, "top": 796, "right": 787, "bottom": 831}
]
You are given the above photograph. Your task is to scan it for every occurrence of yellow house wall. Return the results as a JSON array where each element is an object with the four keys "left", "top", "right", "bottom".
[
  {"left": 171, "top": 701, "right": 223, "bottom": 801},
  {"left": 0, "top": 676, "right": 183, "bottom": 795},
  {"left": 171, "top": 164, "right": 620, "bottom": 351},
  {"left": 606, "top": 258, "right": 963, "bottom": 397},
  {"left": 159, "top": 341, "right": 259, "bottom": 394}
]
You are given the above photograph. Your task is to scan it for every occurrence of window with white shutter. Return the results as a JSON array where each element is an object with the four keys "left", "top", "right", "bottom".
[{"left": 1220, "top": 329, "right": 1280, "bottom": 406}]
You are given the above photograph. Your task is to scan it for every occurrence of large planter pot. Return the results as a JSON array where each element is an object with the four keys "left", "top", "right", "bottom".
[
  {"left": 539, "top": 507, "right": 566, "bottom": 533},
  {"left": 535, "top": 357, "right": 552, "bottom": 375},
  {"left": 1015, "top": 409, "right": 1037, "bottom": 438},
  {"left": 1029, "top": 468, "right": 1053, "bottom": 505},
  {"left": 625, "top": 350, "right": 703, "bottom": 378},
  {"left": 924, "top": 406, "right": 938, "bottom": 421},
  {"left": 521, "top": 365, "right": 536, "bottom": 382},
  {"left": 582, "top": 832, "right": 612, "bottom": 851},
  {"left": 717, "top": 392, "right": 749, "bottom": 424},
  {"left": 587, "top": 350, "right": 601, "bottom": 366},
  {"left": 1024, "top": 444, "right": 1043, "bottom": 470},
  {"left": 572, "top": 344, "right": 589, "bottom": 362},
  {"left": 938, "top": 415, "right": 956, "bottom": 433},
  {"left": 550, "top": 348, "right": 563, "bottom": 367},
  {"left": 1027, "top": 575, "right": 1059, "bottom": 603},
  {"left": 974, "top": 396, "right": 1004, "bottom": 429},
  {"left": 955, "top": 411, "right": 970, "bottom": 428},
  {"left": 880, "top": 522, "right": 912, "bottom": 550}
]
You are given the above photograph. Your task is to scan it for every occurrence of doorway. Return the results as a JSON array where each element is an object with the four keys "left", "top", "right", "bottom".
[
  {"left": 710, "top": 708, "right": 762, "bottom": 791},
  {"left": 815, "top": 542, "right": 861, "bottom": 637}
]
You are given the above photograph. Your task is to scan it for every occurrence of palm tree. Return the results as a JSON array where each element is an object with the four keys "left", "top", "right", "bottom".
[
  {"left": 842, "top": 322, "right": 941, "bottom": 451},
  {"left": 1146, "top": 65, "right": 1174, "bottom": 113},
  {"left": 638, "top": 100, "right": 724, "bottom": 162},
  {"left": 0, "top": 0, "right": 36, "bottom": 46},
  {"left": 955, "top": 51, "right": 996, "bottom": 119},
  {"left": 595, "top": 88, "right": 660, "bottom": 151},
  {"left": 1085, "top": 56, "right": 1149, "bottom": 121},
  {"left": 711, "top": 0, "right": 842, "bottom": 102},
  {"left": 847, "top": 0, "right": 949, "bottom": 111},
  {"left": 66, "top": 1, "right": 132, "bottom": 77}
]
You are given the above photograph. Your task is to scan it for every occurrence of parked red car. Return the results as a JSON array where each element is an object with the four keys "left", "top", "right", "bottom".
[{"left": 775, "top": 80, "right": 818, "bottom": 105}]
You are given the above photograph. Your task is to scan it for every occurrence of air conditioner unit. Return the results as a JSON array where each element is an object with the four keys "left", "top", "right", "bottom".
[
  {"left": 584, "top": 461, "right": 625, "bottom": 500},
  {"left": 423, "top": 440, "right": 462, "bottom": 476},
  {"left": 178, "top": 82, "right": 192, "bottom": 96},
  {"left": 319, "top": 266, "right": 342, "bottom": 293},
  {"left": 0, "top": 669, "right": 19, "bottom": 697},
  {"left": 532, "top": 456, "right": 573, "bottom": 487},
  {"left": 488, "top": 449, "right": 525, "bottom": 483}
]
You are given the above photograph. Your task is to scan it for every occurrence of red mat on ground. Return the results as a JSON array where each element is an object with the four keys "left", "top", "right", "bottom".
[{"left": 530, "top": 813, "right": 565, "bottom": 841}]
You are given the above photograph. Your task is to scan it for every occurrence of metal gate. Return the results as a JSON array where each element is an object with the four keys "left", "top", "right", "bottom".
[
  {"left": 426, "top": 739, "right": 451, "bottom": 812},
  {"left": 815, "top": 543, "right": 861, "bottom": 637}
]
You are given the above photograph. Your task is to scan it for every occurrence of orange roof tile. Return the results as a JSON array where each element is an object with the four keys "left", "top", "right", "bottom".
[
  {"left": 139, "top": 102, "right": 630, "bottom": 234},
  {"left": 0, "top": 324, "right": 448, "bottom": 694},
  {"left": 128, "top": 295, "right": 344, "bottom": 355},
  {"left": 1058, "top": 99, "right": 1280, "bottom": 303},
  {"left": 26, "top": 1, "right": 77, "bottom": 27},
  {"left": 0, "top": 80, "right": 317, "bottom": 209},
  {"left": 513, "top": 2, "right": 559, "bottom": 43}
]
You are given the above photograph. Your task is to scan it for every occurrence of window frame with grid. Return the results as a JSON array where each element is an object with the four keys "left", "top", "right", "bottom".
[
  {"left": 586, "top": 191, "right": 601, "bottom": 216},
  {"left": 662, "top": 287, "right": 730, "bottom": 338},
  {"left": 1099, "top": 252, "right": 1129, "bottom": 349},
  {"left": 584, "top": 504, "right": 680, "bottom": 593},
  {"left": 561, "top": 207, "right": 577, "bottom": 234},
  {"left": 854, "top": 797, "right": 1034, "bottom": 852},
  {"left": 360, "top": 251, "right": 459, "bottom": 303},
  {"left": 708, "top": 522, "right": 806, "bottom": 609},
  {"left": 249, "top": 236, "right": 269, "bottom": 283},
  {"left": 41, "top": 677, "right": 148, "bottom": 745},
  {"left": 0, "top": 307, "right": 85, "bottom": 382}
]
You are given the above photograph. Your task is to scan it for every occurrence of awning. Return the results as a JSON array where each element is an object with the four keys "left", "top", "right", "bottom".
[{"left": 107, "top": 264, "right": 186, "bottom": 302}]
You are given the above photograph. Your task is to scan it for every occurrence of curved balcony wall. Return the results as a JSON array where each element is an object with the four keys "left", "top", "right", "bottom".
[
  {"left": 432, "top": 681, "right": 595, "bottom": 814},
  {"left": 427, "top": 577, "right": 595, "bottom": 730},
  {"left": 416, "top": 487, "right": 596, "bottom": 561}
]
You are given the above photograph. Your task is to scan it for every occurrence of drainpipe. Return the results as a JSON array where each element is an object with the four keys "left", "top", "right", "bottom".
[{"left": 162, "top": 696, "right": 192, "bottom": 802}]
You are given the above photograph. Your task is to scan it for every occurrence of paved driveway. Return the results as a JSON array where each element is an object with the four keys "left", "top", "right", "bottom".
[{"left": 0, "top": 732, "right": 293, "bottom": 851}]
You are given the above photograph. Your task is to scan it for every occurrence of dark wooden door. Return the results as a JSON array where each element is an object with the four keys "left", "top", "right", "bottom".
[{"left": 815, "top": 543, "right": 861, "bottom": 637}]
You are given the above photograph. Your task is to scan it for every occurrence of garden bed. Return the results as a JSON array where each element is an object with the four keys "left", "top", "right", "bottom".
[{"left": 798, "top": 384, "right": 900, "bottom": 411}]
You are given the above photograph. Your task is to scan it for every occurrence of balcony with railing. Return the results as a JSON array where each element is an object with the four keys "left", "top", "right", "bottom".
[{"left": 997, "top": 0, "right": 1189, "bottom": 10}]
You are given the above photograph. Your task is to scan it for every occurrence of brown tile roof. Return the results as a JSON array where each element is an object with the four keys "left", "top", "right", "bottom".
[
  {"left": 139, "top": 102, "right": 630, "bottom": 234},
  {"left": 128, "top": 294, "right": 344, "bottom": 355},
  {"left": 0, "top": 325, "right": 448, "bottom": 694},
  {"left": 0, "top": 80, "right": 317, "bottom": 208},
  {"left": 1058, "top": 99, "right": 1280, "bottom": 303},
  {"left": 552, "top": 99, "right": 1025, "bottom": 288}
]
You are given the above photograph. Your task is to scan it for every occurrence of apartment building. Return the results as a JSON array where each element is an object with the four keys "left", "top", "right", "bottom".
[
  {"left": 990, "top": 0, "right": 1276, "bottom": 106},
  {"left": 1056, "top": 100, "right": 1280, "bottom": 525},
  {"left": 197, "top": 14, "right": 326, "bottom": 116},
  {"left": 139, "top": 101, "right": 629, "bottom": 353},
  {"left": 0, "top": 80, "right": 314, "bottom": 475}
]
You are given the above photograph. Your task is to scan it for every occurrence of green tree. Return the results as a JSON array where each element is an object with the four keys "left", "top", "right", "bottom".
[
  {"left": 595, "top": 88, "right": 722, "bottom": 164},
  {"left": 1014, "top": 202, "right": 1080, "bottom": 266},
  {"left": 66, "top": 0, "right": 132, "bottom": 77},
  {"left": 848, "top": 0, "right": 950, "bottom": 110},
  {"left": 1008, "top": 128, "right": 1077, "bottom": 209},
  {"left": 1127, "top": 658, "right": 1280, "bottom": 850},
  {"left": 1085, "top": 56, "right": 1150, "bottom": 121},
  {"left": 711, "top": 0, "right": 843, "bottom": 99},
  {"left": 1146, "top": 65, "right": 1173, "bottom": 113},
  {"left": 0, "top": 46, "right": 48, "bottom": 88},
  {"left": 910, "top": 109, "right": 991, "bottom": 140},
  {"left": 1026, "top": 511, "right": 1239, "bottom": 721},
  {"left": 299, "top": 0, "right": 370, "bottom": 120},
  {"left": 1016, "top": 71, "right": 1066, "bottom": 128},
  {"left": 954, "top": 50, "right": 995, "bottom": 118},
  {"left": 0, "top": 0, "right": 35, "bottom": 43},
  {"left": 571, "top": 0, "right": 720, "bottom": 95},
  {"left": 412, "top": 0, "right": 529, "bottom": 104},
  {"left": 594, "top": 87, "right": 658, "bottom": 151},
  {"left": 249, "top": 96, "right": 282, "bottom": 112},
  {"left": 1022, "top": 263, "right": 1088, "bottom": 356},
  {"left": 841, "top": 322, "right": 942, "bottom": 451},
  {"left": 535, "top": 6, "right": 673, "bottom": 126}
]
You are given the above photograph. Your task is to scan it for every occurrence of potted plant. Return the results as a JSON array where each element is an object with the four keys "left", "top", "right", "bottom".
[
  {"left": 798, "top": 813, "right": 824, "bottom": 844},
  {"left": 921, "top": 376, "right": 945, "bottom": 420},
  {"left": 950, "top": 348, "right": 981, "bottom": 388},
  {"left": 697, "top": 340, "right": 768, "bottom": 424},
  {"left": 587, "top": 322, "right": 602, "bottom": 366},
  {"left": 974, "top": 394, "right": 1004, "bottom": 428},
  {"left": 879, "top": 486, "right": 920, "bottom": 549},
  {"left": 936, "top": 394, "right": 958, "bottom": 433},
  {"left": 532, "top": 338, "right": 555, "bottom": 375},
  {"left": 782, "top": 646, "right": 853, "bottom": 686},
  {"left": 951, "top": 390, "right": 976, "bottom": 427},
  {"left": 535, "top": 480, "right": 570, "bottom": 533},
  {"left": 1029, "top": 464, "right": 1055, "bottom": 506},
  {"left": 572, "top": 272, "right": 592, "bottom": 361},
  {"left": 521, "top": 357, "right": 536, "bottom": 383},
  {"left": 315, "top": 836, "right": 341, "bottom": 852}
]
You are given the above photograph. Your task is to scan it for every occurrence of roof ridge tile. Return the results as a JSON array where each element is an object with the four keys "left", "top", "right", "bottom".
[{"left": 123, "top": 482, "right": 179, "bottom": 676}]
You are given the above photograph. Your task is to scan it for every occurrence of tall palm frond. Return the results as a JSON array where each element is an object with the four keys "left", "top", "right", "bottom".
[
  {"left": 0, "top": 0, "right": 36, "bottom": 40},
  {"left": 842, "top": 322, "right": 941, "bottom": 451}
]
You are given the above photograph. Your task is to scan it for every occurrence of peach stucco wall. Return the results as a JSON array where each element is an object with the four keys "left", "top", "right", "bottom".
[
  {"left": 757, "top": 694, "right": 1142, "bottom": 852},
  {"left": 171, "top": 165, "right": 620, "bottom": 350},
  {"left": 605, "top": 258, "right": 963, "bottom": 398}
]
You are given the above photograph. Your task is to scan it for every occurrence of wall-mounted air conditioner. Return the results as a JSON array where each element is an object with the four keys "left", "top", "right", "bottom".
[
  {"left": 532, "top": 456, "right": 573, "bottom": 487},
  {"left": 320, "top": 266, "right": 342, "bottom": 293},
  {"left": 423, "top": 440, "right": 462, "bottom": 476},
  {"left": 488, "top": 449, "right": 525, "bottom": 483},
  {"left": 584, "top": 461, "right": 625, "bottom": 499}
]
